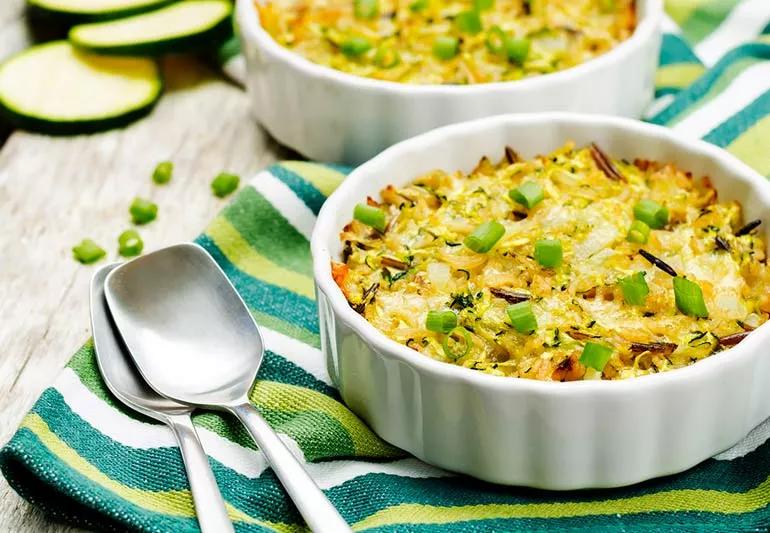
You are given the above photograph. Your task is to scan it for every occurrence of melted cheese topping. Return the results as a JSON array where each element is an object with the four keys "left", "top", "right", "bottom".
[
  {"left": 258, "top": 0, "right": 636, "bottom": 84},
  {"left": 334, "top": 143, "right": 770, "bottom": 381}
]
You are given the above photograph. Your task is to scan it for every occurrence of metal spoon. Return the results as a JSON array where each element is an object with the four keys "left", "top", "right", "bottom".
[
  {"left": 90, "top": 263, "right": 234, "bottom": 533},
  {"left": 103, "top": 243, "right": 350, "bottom": 533}
]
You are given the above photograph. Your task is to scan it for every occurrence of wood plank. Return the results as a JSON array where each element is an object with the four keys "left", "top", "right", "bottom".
[{"left": 0, "top": 51, "right": 288, "bottom": 531}]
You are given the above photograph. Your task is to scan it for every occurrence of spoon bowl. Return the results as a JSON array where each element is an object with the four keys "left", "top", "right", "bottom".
[{"left": 104, "top": 243, "right": 350, "bottom": 532}]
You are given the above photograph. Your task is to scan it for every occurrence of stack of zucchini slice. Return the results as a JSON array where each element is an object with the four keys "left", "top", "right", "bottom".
[{"left": 0, "top": 0, "right": 234, "bottom": 134}]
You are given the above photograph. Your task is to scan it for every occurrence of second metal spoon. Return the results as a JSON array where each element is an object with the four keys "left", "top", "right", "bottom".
[{"left": 90, "top": 263, "right": 234, "bottom": 533}]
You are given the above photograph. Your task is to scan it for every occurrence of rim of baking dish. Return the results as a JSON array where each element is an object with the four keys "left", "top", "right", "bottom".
[
  {"left": 237, "top": 0, "right": 663, "bottom": 95},
  {"left": 311, "top": 113, "right": 770, "bottom": 394}
]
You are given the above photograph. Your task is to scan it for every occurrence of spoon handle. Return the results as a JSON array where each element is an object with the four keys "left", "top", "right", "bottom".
[
  {"left": 167, "top": 414, "right": 235, "bottom": 533},
  {"left": 229, "top": 402, "right": 352, "bottom": 533}
]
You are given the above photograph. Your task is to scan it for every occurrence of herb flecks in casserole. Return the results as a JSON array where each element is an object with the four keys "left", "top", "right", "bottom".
[
  {"left": 257, "top": 0, "right": 636, "bottom": 84},
  {"left": 333, "top": 143, "right": 770, "bottom": 381}
]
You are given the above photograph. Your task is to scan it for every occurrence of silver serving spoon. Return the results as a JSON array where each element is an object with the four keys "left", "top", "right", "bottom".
[
  {"left": 103, "top": 243, "right": 350, "bottom": 533},
  {"left": 90, "top": 263, "right": 234, "bottom": 533}
]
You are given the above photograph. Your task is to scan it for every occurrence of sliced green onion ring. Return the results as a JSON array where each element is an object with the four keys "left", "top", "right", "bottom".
[
  {"left": 354, "top": 203, "right": 387, "bottom": 232},
  {"left": 579, "top": 341, "right": 613, "bottom": 372},
  {"left": 354, "top": 0, "right": 378, "bottom": 19},
  {"left": 485, "top": 25, "right": 507, "bottom": 55},
  {"left": 509, "top": 181, "right": 544, "bottom": 209},
  {"left": 474, "top": 0, "right": 494, "bottom": 10},
  {"left": 374, "top": 46, "right": 400, "bottom": 68},
  {"left": 505, "top": 37, "right": 530, "bottom": 64},
  {"left": 534, "top": 238, "right": 562, "bottom": 268},
  {"left": 627, "top": 219, "right": 651, "bottom": 244},
  {"left": 340, "top": 36, "right": 372, "bottom": 57},
  {"left": 506, "top": 301, "right": 537, "bottom": 334},
  {"left": 433, "top": 36, "right": 459, "bottom": 60},
  {"left": 618, "top": 271, "right": 648, "bottom": 306},
  {"left": 442, "top": 327, "right": 472, "bottom": 360},
  {"left": 455, "top": 10, "right": 482, "bottom": 34},
  {"left": 673, "top": 276, "right": 709, "bottom": 318},
  {"left": 426, "top": 310, "right": 457, "bottom": 334},
  {"left": 464, "top": 220, "right": 505, "bottom": 253},
  {"left": 634, "top": 199, "right": 669, "bottom": 229}
]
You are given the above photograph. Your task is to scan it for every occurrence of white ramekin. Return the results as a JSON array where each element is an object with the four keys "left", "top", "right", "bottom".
[
  {"left": 236, "top": 0, "right": 663, "bottom": 165},
  {"left": 311, "top": 113, "right": 770, "bottom": 489}
]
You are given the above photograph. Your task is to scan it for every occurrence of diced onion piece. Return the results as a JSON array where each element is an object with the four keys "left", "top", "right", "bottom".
[
  {"left": 579, "top": 342, "right": 613, "bottom": 372},
  {"left": 464, "top": 220, "right": 505, "bottom": 253},
  {"left": 506, "top": 301, "right": 537, "bottom": 334},
  {"left": 673, "top": 277, "right": 709, "bottom": 318},
  {"left": 426, "top": 262, "right": 450, "bottom": 287}
]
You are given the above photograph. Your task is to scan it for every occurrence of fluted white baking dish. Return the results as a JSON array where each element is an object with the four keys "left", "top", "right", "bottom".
[
  {"left": 311, "top": 113, "right": 770, "bottom": 489},
  {"left": 236, "top": 0, "right": 663, "bottom": 165}
]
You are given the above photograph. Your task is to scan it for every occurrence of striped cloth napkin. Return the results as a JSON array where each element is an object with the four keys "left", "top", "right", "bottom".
[{"left": 3, "top": 1, "right": 770, "bottom": 531}]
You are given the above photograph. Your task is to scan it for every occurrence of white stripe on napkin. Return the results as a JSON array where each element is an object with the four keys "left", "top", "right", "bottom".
[
  {"left": 694, "top": 0, "right": 770, "bottom": 66},
  {"left": 249, "top": 170, "right": 317, "bottom": 241}
]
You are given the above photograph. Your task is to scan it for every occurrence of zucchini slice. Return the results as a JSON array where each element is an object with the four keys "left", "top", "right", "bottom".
[
  {"left": 27, "top": 0, "right": 178, "bottom": 21},
  {"left": 0, "top": 41, "right": 162, "bottom": 134},
  {"left": 69, "top": 0, "right": 233, "bottom": 56}
]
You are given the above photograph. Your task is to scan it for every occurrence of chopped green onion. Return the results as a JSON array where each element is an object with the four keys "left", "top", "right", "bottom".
[
  {"left": 118, "top": 229, "right": 144, "bottom": 257},
  {"left": 340, "top": 36, "right": 372, "bottom": 57},
  {"left": 152, "top": 161, "right": 173, "bottom": 184},
  {"left": 409, "top": 0, "right": 428, "bottom": 12},
  {"left": 72, "top": 239, "right": 106, "bottom": 264},
  {"left": 455, "top": 10, "right": 482, "bottom": 34},
  {"left": 673, "top": 277, "right": 709, "bottom": 318},
  {"left": 506, "top": 301, "right": 537, "bottom": 334},
  {"left": 354, "top": 203, "right": 387, "bottom": 232},
  {"left": 211, "top": 172, "right": 240, "bottom": 198},
  {"left": 473, "top": 0, "right": 494, "bottom": 10},
  {"left": 534, "top": 239, "right": 562, "bottom": 268},
  {"left": 442, "top": 327, "right": 472, "bottom": 360},
  {"left": 129, "top": 197, "right": 157, "bottom": 225},
  {"left": 374, "top": 46, "right": 400, "bottom": 68},
  {"left": 485, "top": 25, "right": 507, "bottom": 55},
  {"left": 464, "top": 220, "right": 505, "bottom": 253},
  {"left": 599, "top": 0, "right": 616, "bottom": 12},
  {"left": 509, "top": 181, "right": 544, "bottom": 209},
  {"left": 634, "top": 199, "right": 668, "bottom": 229},
  {"left": 433, "top": 36, "right": 459, "bottom": 59},
  {"left": 618, "top": 271, "right": 649, "bottom": 306},
  {"left": 426, "top": 310, "right": 458, "bottom": 334},
  {"left": 354, "top": 0, "right": 378, "bottom": 19},
  {"left": 626, "top": 219, "right": 651, "bottom": 244},
  {"left": 579, "top": 342, "right": 614, "bottom": 372},
  {"left": 505, "top": 37, "right": 530, "bottom": 64}
]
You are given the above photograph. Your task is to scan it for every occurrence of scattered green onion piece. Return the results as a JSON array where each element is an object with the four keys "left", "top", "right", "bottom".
[
  {"left": 626, "top": 219, "right": 651, "bottom": 244},
  {"left": 599, "top": 0, "right": 616, "bottom": 12},
  {"left": 633, "top": 199, "right": 669, "bottom": 229},
  {"left": 509, "top": 181, "right": 544, "bottom": 209},
  {"left": 442, "top": 327, "right": 472, "bottom": 360},
  {"left": 374, "top": 46, "right": 401, "bottom": 68},
  {"left": 473, "top": 0, "right": 494, "bottom": 10},
  {"left": 485, "top": 25, "right": 507, "bottom": 55},
  {"left": 211, "top": 172, "right": 240, "bottom": 198},
  {"left": 505, "top": 37, "right": 530, "bottom": 64},
  {"left": 506, "top": 301, "right": 537, "bottom": 334},
  {"left": 673, "top": 277, "right": 709, "bottom": 318},
  {"left": 354, "top": 0, "right": 378, "bottom": 19},
  {"left": 353, "top": 203, "right": 387, "bottom": 232},
  {"left": 464, "top": 220, "right": 505, "bottom": 253},
  {"left": 409, "top": 0, "right": 428, "bottom": 12},
  {"left": 340, "top": 36, "right": 372, "bottom": 58},
  {"left": 433, "top": 36, "right": 459, "bottom": 60},
  {"left": 118, "top": 229, "right": 144, "bottom": 257},
  {"left": 579, "top": 342, "right": 614, "bottom": 372},
  {"left": 72, "top": 239, "right": 106, "bottom": 264},
  {"left": 129, "top": 197, "right": 158, "bottom": 225},
  {"left": 618, "top": 271, "right": 649, "bottom": 306},
  {"left": 152, "top": 161, "right": 173, "bottom": 184},
  {"left": 426, "top": 310, "right": 458, "bottom": 334},
  {"left": 534, "top": 239, "right": 562, "bottom": 268},
  {"left": 455, "top": 10, "right": 482, "bottom": 35}
]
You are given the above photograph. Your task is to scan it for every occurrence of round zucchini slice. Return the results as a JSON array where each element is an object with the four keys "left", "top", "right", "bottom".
[
  {"left": 69, "top": 0, "right": 233, "bottom": 56},
  {"left": 0, "top": 41, "right": 162, "bottom": 135},
  {"left": 27, "top": 0, "right": 178, "bottom": 21}
]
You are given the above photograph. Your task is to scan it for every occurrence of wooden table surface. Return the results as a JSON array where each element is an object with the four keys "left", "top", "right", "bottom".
[{"left": 0, "top": 3, "right": 287, "bottom": 529}]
